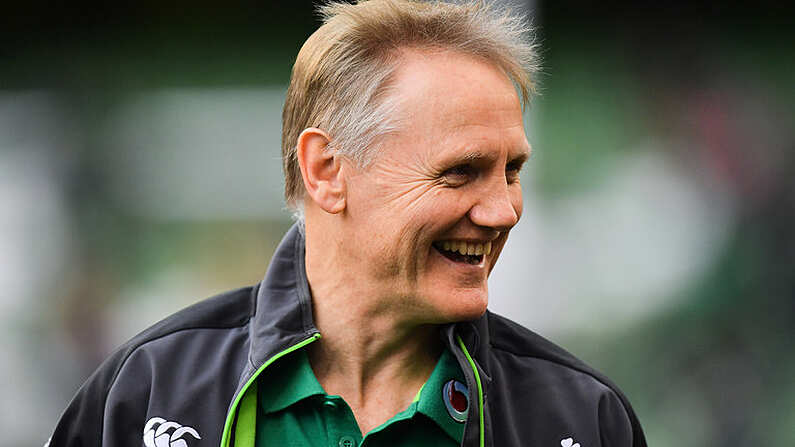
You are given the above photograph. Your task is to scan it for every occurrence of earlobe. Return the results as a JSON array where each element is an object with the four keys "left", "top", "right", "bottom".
[{"left": 296, "top": 128, "right": 347, "bottom": 214}]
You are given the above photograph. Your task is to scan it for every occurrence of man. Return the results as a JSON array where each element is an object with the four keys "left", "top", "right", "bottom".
[{"left": 49, "top": 1, "right": 646, "bottom": 446}]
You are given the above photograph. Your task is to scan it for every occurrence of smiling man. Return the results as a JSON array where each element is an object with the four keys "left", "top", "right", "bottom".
[{"left": 48, "top": 1, "right": 646, "bottom": 447}]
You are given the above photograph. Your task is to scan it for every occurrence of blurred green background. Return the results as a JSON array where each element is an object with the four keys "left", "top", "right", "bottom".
[{"left": 2, "top": 1, "right": 793, "bottom": 446}]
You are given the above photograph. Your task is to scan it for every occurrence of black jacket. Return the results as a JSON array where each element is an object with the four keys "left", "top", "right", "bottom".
[{"left": 49, "top": 224, "right": 646, "bottom": 447}]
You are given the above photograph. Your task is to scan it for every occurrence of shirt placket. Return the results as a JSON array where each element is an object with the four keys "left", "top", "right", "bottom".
[{"left": 323, "top": 396, "right": 363, "bottom": 447}]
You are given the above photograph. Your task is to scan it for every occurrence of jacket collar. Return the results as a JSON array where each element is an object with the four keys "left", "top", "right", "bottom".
[{"left": 249, "top": 223, "right": 319, "bottom": 369}]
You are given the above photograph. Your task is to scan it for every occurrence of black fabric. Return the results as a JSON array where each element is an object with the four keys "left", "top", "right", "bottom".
[
  {"left": 48, "top": 224, "right": 647, "bottom": 447},
  {"left": 49, "top": 287, "right": 255, "bottom": 446}
]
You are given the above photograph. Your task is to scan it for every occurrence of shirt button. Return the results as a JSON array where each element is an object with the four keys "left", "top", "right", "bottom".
[
  {"left": 338, "top": 436, "right": 356, "bottom": 447},
  {"left": 323, "top": 399, "right": 338, "bottom": 409}
]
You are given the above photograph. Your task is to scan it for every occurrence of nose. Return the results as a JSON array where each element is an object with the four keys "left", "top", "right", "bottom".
[{"left": 467, "top": 183, "right": 521, "bottom": 232}]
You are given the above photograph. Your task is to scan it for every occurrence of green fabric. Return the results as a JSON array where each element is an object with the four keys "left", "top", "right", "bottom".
[
  {"left": 254, "top": 347, "right": 466, "bottom": 447},
  {"left": 235, "top": 380, "right": 258, "bottom": 447},
  {"left": 222, "top": 334, "right": 322, "bottom": 447}
]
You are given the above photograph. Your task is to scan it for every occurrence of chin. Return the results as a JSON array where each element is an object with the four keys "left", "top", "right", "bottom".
[{"left": 430, "top": 287, "right": 489, "bottom": 324}]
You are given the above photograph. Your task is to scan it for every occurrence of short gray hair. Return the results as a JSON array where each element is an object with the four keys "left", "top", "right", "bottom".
[{"left": 281, "top": 0, "right": 540, "bottom": 213}]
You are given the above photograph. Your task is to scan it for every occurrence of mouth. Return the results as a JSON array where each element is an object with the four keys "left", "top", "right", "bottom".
[{"left": 432, "top": 240, "right": 492, "bottom": 265}]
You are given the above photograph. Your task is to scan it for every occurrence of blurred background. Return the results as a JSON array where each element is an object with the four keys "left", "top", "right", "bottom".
[{"left": 1, "top": 1, "right": 793, "bottom": 445}]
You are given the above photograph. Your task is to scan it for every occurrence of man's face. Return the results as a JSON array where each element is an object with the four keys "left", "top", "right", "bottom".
[{"left": 341, "top": 49, "right": 530, "bottom": 324}]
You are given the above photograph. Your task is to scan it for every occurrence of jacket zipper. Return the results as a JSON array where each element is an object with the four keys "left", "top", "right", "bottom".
[
  {"left": 456, "top": 334, "right": 485, "bottom": 447},
  {"left": 219, "top": 332, "right": 322, "bottom": 447}
]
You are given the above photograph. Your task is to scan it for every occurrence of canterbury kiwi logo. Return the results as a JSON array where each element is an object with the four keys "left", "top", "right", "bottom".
[{"left": 143, "top": 417, "right": 201, "bottom": 447}]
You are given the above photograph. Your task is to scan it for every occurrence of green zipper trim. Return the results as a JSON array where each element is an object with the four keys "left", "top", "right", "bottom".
[
  {"left": 412, "top": 382, "right": 425, "bottom": 403},
  {"left": 233, "top": 380, "right": 257, "bottom": 447},
  {"left": 456, "top": 334, "right": 484, "bottom": 447},
  {"left": 219, "top": 333, "right": 322, "bottom": 447}
]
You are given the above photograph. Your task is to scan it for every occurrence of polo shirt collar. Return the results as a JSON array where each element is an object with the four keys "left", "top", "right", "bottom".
[
  {"left": 257, "top": 345, "right": 466, "bottom": 444},
  {"left": 258, "top": 349, "right": 325, "bottom": 413}
]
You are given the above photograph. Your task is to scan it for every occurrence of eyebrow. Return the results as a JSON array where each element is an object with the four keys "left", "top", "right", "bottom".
[
  {"left": 457, "top": 151, "right": 493, "bottom": 164},
  {"left": 451, "top": 149, "right": 529, "bottom": 166},
  {"left": 508, "top": 151, "right": 530, "bottom": 166}
]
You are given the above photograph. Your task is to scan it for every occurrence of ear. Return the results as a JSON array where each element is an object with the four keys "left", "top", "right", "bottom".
[{"left": 296, "top": 127, "right": 346, "bottom": 214}]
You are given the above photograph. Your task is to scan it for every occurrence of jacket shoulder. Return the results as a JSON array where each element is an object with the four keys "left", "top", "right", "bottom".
[
  {"left": 485, "top": 311, "right": 647, "bottom": 447},
  {"left": 127, "top": 285, "right": 256, "bottom": 345},
  {"left": 487, "top": 311, "right": 596, "bottom": 373},
  {"left": 48, "top": 285, "right": 257, "bottom": 447}
]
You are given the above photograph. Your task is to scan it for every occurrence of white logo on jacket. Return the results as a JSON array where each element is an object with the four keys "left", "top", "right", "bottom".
[
  {"left": 561, "top": 437, "right": 580, "bottom": 447},
  {"left": 143, "top": 417, "right": 201, "bottom": 447}
]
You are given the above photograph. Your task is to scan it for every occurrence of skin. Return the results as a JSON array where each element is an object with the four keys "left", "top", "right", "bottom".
[{"left": 297, "top": 48, "right": 530, "bottom": 435}]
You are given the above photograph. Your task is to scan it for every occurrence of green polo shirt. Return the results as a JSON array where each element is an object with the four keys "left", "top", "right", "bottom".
[{"left": 255, "top": 347, "right": 466, "bottom": 447}]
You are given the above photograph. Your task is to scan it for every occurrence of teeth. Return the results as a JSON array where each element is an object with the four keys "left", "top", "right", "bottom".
[{"left": 437, "top": 240, "right": 493, "bottom": 257}]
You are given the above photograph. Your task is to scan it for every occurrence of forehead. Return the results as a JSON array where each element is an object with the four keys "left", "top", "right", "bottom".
[{"left": 380, "top": 49, "right": 529, "bottom": 161}]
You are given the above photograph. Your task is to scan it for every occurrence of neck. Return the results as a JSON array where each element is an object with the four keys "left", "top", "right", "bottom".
[
  {"left": 303, "top": 213, "right": 443, "bottom": 434},
  {"left": 307, "top": 308, "right": 442, "bottom": 403}
]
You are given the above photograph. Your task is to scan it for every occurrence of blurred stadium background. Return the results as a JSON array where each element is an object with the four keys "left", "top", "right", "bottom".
[{"left": 1, "top": 1, "right": 793, "bottom": 445}]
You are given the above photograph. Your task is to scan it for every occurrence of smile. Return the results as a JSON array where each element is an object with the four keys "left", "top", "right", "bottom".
[{"left": 432, "top": 240, "right": 492, "bottom": 265}]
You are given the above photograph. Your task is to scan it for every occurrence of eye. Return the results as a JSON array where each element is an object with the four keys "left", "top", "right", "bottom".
[
  {"left": 505, "top": 161, "right": 523, "bottom": 184},
  {"left": 442, "top": 164, "right": 474, "bottom": 186}
]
